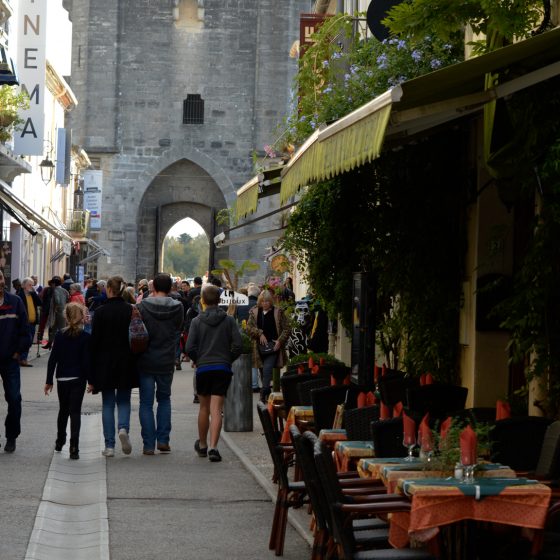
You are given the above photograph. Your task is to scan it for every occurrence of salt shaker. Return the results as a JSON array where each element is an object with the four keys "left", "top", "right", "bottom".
[{"left": 454, "top": 463, "right": 463, "bottom": 480}]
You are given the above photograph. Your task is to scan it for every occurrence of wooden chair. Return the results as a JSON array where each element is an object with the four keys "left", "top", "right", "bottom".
[
  {"left": 311, "top": 385, "right": 360, "bottom": 433},
  {"left": 344, "top": 405, "right": 380, "bottom": 441},
  {"left": 256, "top": 402, "right": 306, "bottom": 556},
  {"left": 297, "top": 377, "right": 330, "bottom": 406},
  {"left": 289, "top": 426, "right": 391, "bottom": 560},
  {"left": 313, "top": 439, "right": 436, "bottom": 559}
]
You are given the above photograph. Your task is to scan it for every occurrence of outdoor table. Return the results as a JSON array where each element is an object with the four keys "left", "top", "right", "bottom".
[
  {"left": 334, "top": 440, "right": 374, "bottom": 472},
  {"left": 280, "top": 405, "right": 314, "bottom": 444},
  {"left": 318, "top": 428, "right": 348, "bottom": 451},
  {"left": 358, "top": 458, "right": 517, "bottom": 493},
  {"left": 388, "top": 477, "right": 551, "bottom": 555}
]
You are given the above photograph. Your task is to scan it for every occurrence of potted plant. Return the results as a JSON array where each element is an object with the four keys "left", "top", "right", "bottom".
[{"left": 0, "top": 86, "right": 29, "bottom": 143}]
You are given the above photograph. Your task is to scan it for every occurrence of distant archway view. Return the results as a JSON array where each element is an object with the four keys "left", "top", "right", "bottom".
[{"left": 162, "top": 217, "right": 209, "bottom": 280}]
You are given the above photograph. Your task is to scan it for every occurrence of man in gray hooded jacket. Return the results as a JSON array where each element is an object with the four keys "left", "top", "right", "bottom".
[
  {"left": 185, "top": 284, "right": 242, "bottom": 462},
  {"left": 137, "top": 273, "right": 184, "bottom": 454}
]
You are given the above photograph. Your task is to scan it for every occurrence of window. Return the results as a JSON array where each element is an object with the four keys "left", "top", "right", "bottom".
[{"left": 183, "top": 94, "right": 204, "bottom": 124}]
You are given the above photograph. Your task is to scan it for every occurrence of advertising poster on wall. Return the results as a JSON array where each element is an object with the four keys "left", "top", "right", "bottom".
[
  {"left": 83, "top": 170, "right": 103, "bottom": 230},
  {"left": 0, "top": 241, "right": 12, "bottom": 291}
]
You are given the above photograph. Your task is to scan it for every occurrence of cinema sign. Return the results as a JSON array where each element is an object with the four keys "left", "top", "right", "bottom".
[{"left": 14, "top": 0, "right": 47, "bottom": 156}]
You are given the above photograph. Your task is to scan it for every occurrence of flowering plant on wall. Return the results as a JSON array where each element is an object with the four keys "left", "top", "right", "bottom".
[{"left": 283, "top": 14, "right": 461, "bottom": 146}]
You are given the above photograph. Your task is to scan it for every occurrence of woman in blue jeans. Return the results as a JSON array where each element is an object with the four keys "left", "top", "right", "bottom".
[
  {"left": 90, "top": 276, "right": 138, "bottom": 457},
  {"left": 247, "top": 290, "right": 290, "bottom": 403}
]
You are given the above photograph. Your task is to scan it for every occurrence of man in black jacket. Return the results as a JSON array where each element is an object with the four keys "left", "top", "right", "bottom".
[
  {"left": 185, "top": 284, "right": 242, "bottom": 462},
  {"left": 137, "top": 273, "right": 184, "bottom": 455}
]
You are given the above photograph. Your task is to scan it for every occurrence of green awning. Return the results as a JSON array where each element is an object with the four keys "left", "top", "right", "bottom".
[
  {"left": 280, "top": 26, "right": 560, "bottom": 204},
  {"left": 235, "top": 163, "right": 286, "bottom": 219},
  {"left": 280, "top": 91, "right": 397, "bottom": 204},
  {"left": 235, "top": 175, "right": 259, "bottom": 219}
]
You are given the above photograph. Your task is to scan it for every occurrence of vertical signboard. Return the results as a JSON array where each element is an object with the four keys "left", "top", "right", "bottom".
[
  {"left": 83, "top": 170, "right": 103, "bottom": 230},
  {"left": 299, "top": 14, "right": 328, "bottom": 57},
  {"left": 14, "top": 0, "right": 47, "bottom": 156}
]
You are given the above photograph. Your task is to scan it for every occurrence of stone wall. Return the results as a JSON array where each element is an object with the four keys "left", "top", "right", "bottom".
[{"left": 65, "top": 0, "right": 304, "bottom": 281}]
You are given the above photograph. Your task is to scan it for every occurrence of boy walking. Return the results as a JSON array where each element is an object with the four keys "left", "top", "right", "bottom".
[{"left": 185, "top": 284, "right": 242, "bottom": 462}]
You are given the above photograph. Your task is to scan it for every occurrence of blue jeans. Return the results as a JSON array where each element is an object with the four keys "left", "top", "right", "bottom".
[
  {"left": 260, "top": 353, "right": 277, "bottom": 391},
  {"left": 101, "top": 388, "right": 132, "bottom": 448},
  {"left": 1, "top": 358, "right": 21, "bottom": 440},
  {"left": 20, "top": 324, "right": 36, "bottom": 361},
  {"left": 138, "top": 373, "right": 173, "bottom": 450},
  {"left": 252, "top": 368, "right": 259, "bottom": 389}
]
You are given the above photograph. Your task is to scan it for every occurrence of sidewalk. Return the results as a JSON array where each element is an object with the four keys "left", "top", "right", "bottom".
[{"left": 0, "top": 352, "right": 311, "bottom": 560}]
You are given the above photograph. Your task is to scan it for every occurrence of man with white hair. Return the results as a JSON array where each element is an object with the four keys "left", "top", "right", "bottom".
[{"left": 17, "top": 277, "right": 41, "bottom": 367}]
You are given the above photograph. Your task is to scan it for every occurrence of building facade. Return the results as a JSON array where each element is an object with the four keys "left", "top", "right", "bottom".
[{"left": 63, "top": 0, "right": 304, "bottom": 281}]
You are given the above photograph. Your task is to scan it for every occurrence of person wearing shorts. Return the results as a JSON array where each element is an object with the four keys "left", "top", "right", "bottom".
[{"left": 185, "top": 284, "right": 242, "bottom": 462}]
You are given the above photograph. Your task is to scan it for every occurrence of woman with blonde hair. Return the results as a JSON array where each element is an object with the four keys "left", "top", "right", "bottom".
[
  {"left": 247, "top": 290, "right": 290, "bottom": 403},
  {"left": 90, "top": 276, "right": 138, "bottom": 457},
  {"left": 44, "top": 302, "right": 93, "bottom": 460}
]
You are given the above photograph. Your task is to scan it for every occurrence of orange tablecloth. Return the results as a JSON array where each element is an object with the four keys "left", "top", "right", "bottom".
[
  {"left": 334, "top": 440, "right": 374, "bottom": 472},
  {"left": 280, "top": 405, "right": 314, "bottom": 444},
  {"left": 389, "top": 479, "right": 551, "bottom": 549}
]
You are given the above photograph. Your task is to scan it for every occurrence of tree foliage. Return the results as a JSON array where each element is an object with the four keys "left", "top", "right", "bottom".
[
  {"left": 383, "top": 0, "right": 544, "bottom": 52},
  {"left": 285, "top": 14, "right": 461, "bottom": 145},
  {"left": 163, "top": 233, "right": 208, "bottom": 278}
]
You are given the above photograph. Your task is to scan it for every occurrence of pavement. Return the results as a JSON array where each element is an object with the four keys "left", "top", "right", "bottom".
[{"left": 0, "top": 349, "right": 312, "bottom": 560}]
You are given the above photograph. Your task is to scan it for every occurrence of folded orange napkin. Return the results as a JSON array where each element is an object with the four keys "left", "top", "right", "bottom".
[
  {"left": 366, "top": 391, "right": 376, "bottom": 406},
  {"left": 330, "top": 375, "right": 337, "bottom": 386},
  {"left": 311, "top": 364, "right": 320, "bottom": 376},
  {"left": 425, "top": 373, "right": 434, "bottom": 385},
  {"left": 297, "top": 365, "right": 305, "bottom": 374},
  {"left": 460, "top": 425, "right": 478, "bottom": 465},
  {"left": 440, "top": 416, "right": 452, "bottom": 443},
  {"left": 420, "top": 373, "right": 427, "bottom": 386},
  {"left": 357, "top": 392, "right": 367, "bottom": 408},
  {"left": 380, "top": 402, "right": 391, "bottom": 420},
  {"left": 418, "top": 413, "right": 433, "bottom": 451},
  {"left": 308, "top": 357, "right": 315, "bottom": 369},
  {"left": 393, "top": 401, "right": 403, "bottom": 417},
  {"left": 319, "top": 357, "right": 325, "bottom": 366},
  {"left": 496, "top": 400, "right": 511, "bottom": 420},
  {"left": 374, "top": 364, "right": 379, "bottom": 383},
  {"left": 402, "top": 411, "right": 416, "bottom": 446}
]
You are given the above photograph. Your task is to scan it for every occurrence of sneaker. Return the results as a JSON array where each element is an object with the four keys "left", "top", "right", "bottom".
[
  {"left": 194, "top": 439, "right": 207, "bottom": 457},
  {"left": 4, "top": 439, "right": 16, "bottom": 453},
  {"left": 143, "top": 449, "right": 155, "bottom": 456},
  {"left": 102, "top": 448, "right": 115, "bottom": 457},
  {"left": 208, "top": 448, "right": 222, "bottom": 462},
  {"left": 157, "top": 443, "right": 171, "bottom": 454},
  {"left": 193, "top": 395, "right": 200, "bottom": 404},
  {"left": 118, "top": 429, "right": 132, "bottom": 455}
]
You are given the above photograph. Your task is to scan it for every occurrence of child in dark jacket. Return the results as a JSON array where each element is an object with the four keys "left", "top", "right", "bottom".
[{"left": 44, "top": 303, "right": 93, "bottom": 460}]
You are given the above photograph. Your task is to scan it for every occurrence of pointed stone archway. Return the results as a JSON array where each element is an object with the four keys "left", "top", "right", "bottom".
[{"left": 136, "top": 158, "right": 228, "bottom": 279}]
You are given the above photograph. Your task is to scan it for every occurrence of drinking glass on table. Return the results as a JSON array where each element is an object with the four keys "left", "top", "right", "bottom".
[{"left": 403, "top": 432, "right": 416, "bottom": 461}]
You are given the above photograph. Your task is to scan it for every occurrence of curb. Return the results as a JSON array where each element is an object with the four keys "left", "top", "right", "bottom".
[{"left": 221, "top": 431, "right": 314, "bottom": 548}]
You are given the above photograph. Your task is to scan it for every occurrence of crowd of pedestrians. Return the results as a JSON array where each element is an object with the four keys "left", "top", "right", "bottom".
[{"left": 0, "top": 268, "right": 293, "bottom": 462}]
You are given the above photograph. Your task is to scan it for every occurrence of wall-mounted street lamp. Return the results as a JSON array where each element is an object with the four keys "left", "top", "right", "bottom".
[{"left": 39, "top": 140, "right": 55, "bottom": 185}]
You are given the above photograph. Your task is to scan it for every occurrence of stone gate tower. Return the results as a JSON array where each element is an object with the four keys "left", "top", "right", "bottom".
[{"left": 62, "top": 0, "right": 303, "bottom": 280}]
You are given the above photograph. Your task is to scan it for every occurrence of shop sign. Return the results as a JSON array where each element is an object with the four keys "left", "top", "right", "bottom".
[
  {"left": 299, "top": 13, "right": 329, "bottom": 57},
  {"left": 83, "top": 170, "right": 103, "bottom": 230},
  {"left": 14, "top": 0, "right": 47, "bottom": 156},
  {"left": 219, "top": 290, "right": 249, "bottom": 306}
]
